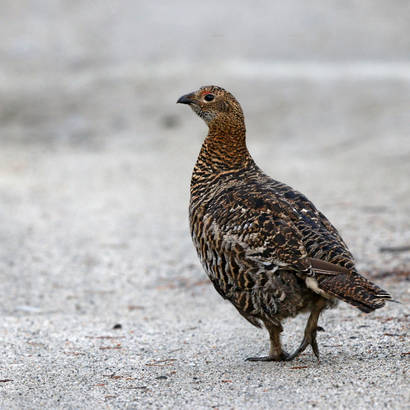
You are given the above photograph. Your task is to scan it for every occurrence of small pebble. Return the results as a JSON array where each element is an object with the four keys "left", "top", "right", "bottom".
[{"left": 156, "top": 376, "right": 167, "bottom": 380}]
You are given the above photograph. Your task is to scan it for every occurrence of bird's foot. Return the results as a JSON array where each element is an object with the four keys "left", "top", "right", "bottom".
[
  {"left": 246, "top": 351, "right": 290, "bottom": 362},
  {"left": 285, "top": 326, "right": 325, "bottom": 362}
]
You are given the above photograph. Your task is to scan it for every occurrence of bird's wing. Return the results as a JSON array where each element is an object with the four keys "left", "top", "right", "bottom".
[
  {"left": 240, "top": 210, "right": 310, "bottom": 273},
  {"left": 206, "top": 184, "right": 393, "bottom": 314},
  {"left": 209, "top": 192, "right": 312, "bottom": 279},
  {"left": 267, "top": 179, "right": 354, "bottom": 259}
]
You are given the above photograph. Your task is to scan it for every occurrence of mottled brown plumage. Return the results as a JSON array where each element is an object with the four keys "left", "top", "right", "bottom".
[{"left": 177, "top": 85, "right": 393, "bottom": 361}]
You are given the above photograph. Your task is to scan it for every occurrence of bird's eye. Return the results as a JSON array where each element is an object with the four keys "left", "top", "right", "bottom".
[{"left": 204, "top": 94, "right": 214, "bottom": 102}]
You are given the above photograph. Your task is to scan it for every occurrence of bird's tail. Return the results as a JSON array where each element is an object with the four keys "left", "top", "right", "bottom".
[{"left": 309, "top": 258, "right": 394, "bottom": 313}]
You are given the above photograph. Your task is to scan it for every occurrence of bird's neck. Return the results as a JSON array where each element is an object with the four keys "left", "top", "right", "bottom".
[{"left": 195, "top": 121, "right": 251, "bottom": 174}]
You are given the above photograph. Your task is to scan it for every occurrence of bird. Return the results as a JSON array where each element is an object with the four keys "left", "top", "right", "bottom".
[{"left": 177, "top": 85, "right": 393, "bottom": 362}]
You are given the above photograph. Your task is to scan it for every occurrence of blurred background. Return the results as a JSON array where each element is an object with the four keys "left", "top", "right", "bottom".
[
  {"left": 2, "top": 0, "right": 409, "bottom": 148},
  {"left": 0, "top": 1, "right": 409, "bottom": 407}
]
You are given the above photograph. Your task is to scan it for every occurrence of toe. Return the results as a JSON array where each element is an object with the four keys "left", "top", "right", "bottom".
[
  {"left": 246, "top": 352, "right": 289, "bottom": 362},
  {"left": 245, "top": 356, "right": 274, "bottom": 362}
]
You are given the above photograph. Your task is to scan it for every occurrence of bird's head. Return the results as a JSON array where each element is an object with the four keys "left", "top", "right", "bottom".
[{"left": 177, "top": 85, "right": 244, "bottom": 130}]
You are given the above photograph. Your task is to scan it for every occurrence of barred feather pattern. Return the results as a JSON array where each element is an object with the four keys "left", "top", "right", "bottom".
[{"left": 183, "top": 85, "right": 392, "bottom": 330}]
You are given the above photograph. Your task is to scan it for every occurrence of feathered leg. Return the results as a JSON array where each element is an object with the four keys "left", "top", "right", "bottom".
[
  {"left": 286, "top": 296, "right": 327, "bottom": 361},
  {"left": 246, "top": 321, "right": 289, "bottom": 361}
]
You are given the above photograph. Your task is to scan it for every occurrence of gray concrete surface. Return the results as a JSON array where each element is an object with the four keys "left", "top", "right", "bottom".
[{"left": 0, "top": 1, "right": 409, "bottom": 409}]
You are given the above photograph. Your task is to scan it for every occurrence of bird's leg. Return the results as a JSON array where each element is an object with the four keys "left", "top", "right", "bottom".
[
  {"left": 246, "top": 322, "right": 289, "bottom": 362},
  {"left": 286, "top": 297, "right": 327, "bottom": 362}
]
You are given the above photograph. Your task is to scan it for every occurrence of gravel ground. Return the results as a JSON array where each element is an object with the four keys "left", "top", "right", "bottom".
[{"left": 0, "top": 1, "right": 409, "bottom": 409}]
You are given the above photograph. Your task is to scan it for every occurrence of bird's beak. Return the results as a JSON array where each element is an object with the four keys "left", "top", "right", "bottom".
[{"left": 177, "top": 93, "right": 195, "bottom": 105}]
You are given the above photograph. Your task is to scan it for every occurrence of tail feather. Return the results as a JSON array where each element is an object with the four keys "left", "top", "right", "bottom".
[
  {"left": 317, "top": 271, "right": 392, "bottom": 313},
  {"left": 308, "top": 258, "right": 393, "bottom": 313}
]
